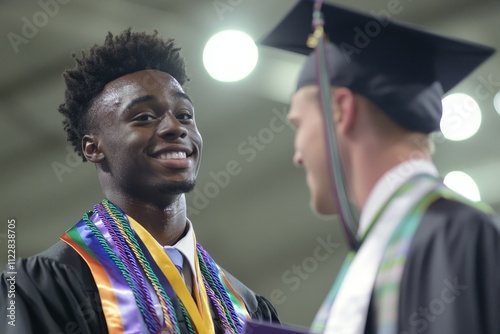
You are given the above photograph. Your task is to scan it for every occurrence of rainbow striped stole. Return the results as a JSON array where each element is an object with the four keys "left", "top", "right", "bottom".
[{"left": 61, "top": 206, "right": 250, "bottom": 334}]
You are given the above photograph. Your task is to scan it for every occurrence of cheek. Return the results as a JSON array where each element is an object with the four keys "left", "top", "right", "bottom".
[
  {"left": 310, "top": 140, "right": 328, "bottom": 178},
  {"left": 102, "top": 129, "right": 143, "bottom": 161},
  {"left": 193, "top": 128, "right": 203, "bottom": 148},
  {"left": 300, "top": 119, "right": 325, "bottom": 156},
  {"left": 296, "top": 120, "right": 315, "bottom": 150},
  {"left": 306, "top": 126, "right": 330, "bottom": 184}
]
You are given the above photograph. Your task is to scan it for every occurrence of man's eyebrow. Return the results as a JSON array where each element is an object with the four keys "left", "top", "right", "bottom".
[
  {"left": 124, "top": 95, "right": 156, "bottom": 111},
  {"left": 174, "top": 91, "right": 193, "bottom": 104},
  {"left": 123, "top": 92, "right": 193, "bottom": 111}
]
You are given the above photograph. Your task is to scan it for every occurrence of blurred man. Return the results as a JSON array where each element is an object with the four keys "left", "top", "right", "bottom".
[
  {"left": 1, "top": 28, "right": 279, "bottom": 334},
  {"left": 261, "top": 1, "right": 500, "bottom": 333}
]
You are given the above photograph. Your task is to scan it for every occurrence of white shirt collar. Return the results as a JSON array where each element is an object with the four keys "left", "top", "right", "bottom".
[
  {"left": 163, "top": 219, "right": 196, "bottom": 275},
  {"left": 358, "top": 159, "right": 439, "bottom": 237}
]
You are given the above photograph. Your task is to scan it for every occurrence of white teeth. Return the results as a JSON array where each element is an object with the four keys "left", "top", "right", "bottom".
[{"left": 158, "top": 151, "right": 187, "bottom": 159}]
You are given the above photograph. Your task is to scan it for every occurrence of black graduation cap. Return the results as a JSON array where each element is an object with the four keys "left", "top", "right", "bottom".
[{"left": 260, "top": 0, "right": 495, "bottom": 133}]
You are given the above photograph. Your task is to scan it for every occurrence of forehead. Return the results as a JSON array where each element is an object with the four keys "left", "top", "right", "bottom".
[
  {"left": 289, "top": 85, "right": 319, "bottom": 118},
  {"left": 96, "top": 69, "right": 185, "bottom": 107},
  {"left": 87, "top": 70, "right": 189, "bottom": 128}
]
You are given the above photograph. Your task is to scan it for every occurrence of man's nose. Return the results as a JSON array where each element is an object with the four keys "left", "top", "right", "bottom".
[
  {"left": 157, "top": 113, "right": 187, "bottom": 140},
  {"left": 293, "top": 150, "right": 303, "bottom": 167}
]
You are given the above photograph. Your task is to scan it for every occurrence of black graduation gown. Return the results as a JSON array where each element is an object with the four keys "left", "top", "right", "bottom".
[
  {"left": 365, "top": 198, "right": 500, "bottom": 334},
  {"left": 1, "top": 241, "right": 280, "bottom": 334}
]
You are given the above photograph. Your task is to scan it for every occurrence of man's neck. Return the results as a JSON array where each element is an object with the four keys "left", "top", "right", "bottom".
[
  {"left": 104, "top": 192, "right": 188, "bottom": 246},
  {"left": 352, "top": 142, "right": 432, "bottom": 210}
]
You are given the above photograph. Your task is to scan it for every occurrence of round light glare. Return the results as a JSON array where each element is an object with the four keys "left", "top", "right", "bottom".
[
  {"left": 443, "top": 171, "right": 481, "bottom": 202},
  {"left": 494, "top": 91, "right": 500, "bottom": 115},
  {"left": 440, "top": 93, "right": 482, "bottom": 141},
  {"left": 203, "top": 30, "right": 258, "bottom": 82}
]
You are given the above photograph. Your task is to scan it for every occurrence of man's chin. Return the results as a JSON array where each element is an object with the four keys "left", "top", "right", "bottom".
[
  {"left": 158, "top": 179, "right": 196, "bottom": 195},
  {"left": 311, "top": 197, "right": 338, "bottom": 216}
]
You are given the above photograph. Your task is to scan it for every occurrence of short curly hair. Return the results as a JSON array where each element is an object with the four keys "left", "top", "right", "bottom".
[{"left": 58, "top": 28, "right": 189, "bottom": 161}]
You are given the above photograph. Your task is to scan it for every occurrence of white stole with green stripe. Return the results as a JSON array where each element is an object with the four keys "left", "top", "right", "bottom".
[{"left": 321, "top": 176, "right": 438, "bottom": 334}]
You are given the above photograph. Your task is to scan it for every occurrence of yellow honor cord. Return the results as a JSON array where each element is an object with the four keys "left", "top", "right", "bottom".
[{"left": 128, "top": 216, "right": 215, "bottom": 334}]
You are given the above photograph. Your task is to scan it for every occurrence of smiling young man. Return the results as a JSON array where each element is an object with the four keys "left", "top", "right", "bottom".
[
  {"left": 261, "top": 1, "right": 500, "bottom": 333},
  {"left": 0, "top": 29, "right": 279, "bottom": 334}
]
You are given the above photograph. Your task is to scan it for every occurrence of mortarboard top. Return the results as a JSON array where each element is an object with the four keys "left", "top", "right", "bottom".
[{"left": 260, "top": 0, "right": 495, "bottom": 133}]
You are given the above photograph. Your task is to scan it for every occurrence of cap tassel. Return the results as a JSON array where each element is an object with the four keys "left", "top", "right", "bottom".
[{"left": 311, "top": 0, "right": 360, "bottom": 250}]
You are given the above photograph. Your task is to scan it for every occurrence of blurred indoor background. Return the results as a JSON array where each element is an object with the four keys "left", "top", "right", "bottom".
[{"left": 1, "top": 0, "right": 500, "bottom": 327}]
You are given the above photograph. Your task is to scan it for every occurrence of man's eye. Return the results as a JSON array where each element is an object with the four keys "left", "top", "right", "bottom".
[
  {"left": 177, "top": 112, "right": 193, "bottom": 121},
  {"left": 133, "top": 114, "right": 156, "bottom": 121}
]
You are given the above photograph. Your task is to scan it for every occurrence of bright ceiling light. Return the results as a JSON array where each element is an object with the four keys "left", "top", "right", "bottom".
[
  {"left": 440, "top": 93, "right": 482, "bottom": 141},
  {"left": 494, "top": 91, "right": 500, "bottom": 115},
  {"left": 443, "top": 171, "right": 481, "bottom": 202},
  {"left": 203, "top": 30, "right": 258, "bottom": 82}
]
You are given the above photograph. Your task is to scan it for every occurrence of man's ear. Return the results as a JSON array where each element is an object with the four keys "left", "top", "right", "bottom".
[
  {"left": 332, "top": 87, "right": 356, "bottom": 135},
  {"left": 82, "top": 134, "right": 105, "bottom": 163}
]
